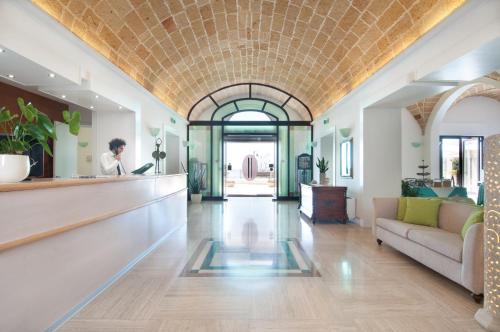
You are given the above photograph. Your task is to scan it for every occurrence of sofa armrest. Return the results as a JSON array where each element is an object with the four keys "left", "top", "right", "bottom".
[
  {"left": 461, "top": 223, "right": 484, "bottom": 294},
  {"left": 372, "top": 197, "right": 399, "bottom": 234}
]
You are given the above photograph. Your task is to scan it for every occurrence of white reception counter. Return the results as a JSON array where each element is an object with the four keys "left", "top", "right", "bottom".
[{"left": 0, "top": 174, "right": 187, "bottom": 331}]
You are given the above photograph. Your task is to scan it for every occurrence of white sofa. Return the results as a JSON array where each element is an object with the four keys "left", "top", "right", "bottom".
[{"left": 372, "top": 198, "right": 484, "bottom": 301}]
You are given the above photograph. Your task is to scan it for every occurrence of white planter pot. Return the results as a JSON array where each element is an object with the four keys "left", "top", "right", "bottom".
[
  {"left": 191, "top": 193, "right": 202, "bottom": 203},
  {"left": 319, "top": 173, "right": 329, "bottom": 185},
  {"left": 0, "top": 154, "right": 30, "bottom": 183}
]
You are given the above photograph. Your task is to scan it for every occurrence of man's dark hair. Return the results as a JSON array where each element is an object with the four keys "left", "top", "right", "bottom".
[{"left": 109, "top": 138, "right": 126, "bottom": 151}]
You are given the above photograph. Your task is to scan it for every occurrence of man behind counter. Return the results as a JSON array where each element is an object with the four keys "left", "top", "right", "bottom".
[{"left": 100, "top": 138, "right": 126, "bottom": 175}]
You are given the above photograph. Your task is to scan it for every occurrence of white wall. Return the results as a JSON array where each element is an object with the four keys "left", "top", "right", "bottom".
[
  {"left": 313, "top": 0, "right": 500, "bottom": 227},
  {"left": 0, "top": 1, "right": 187, "bottom": 174},
  {"left": 362, "top": 108, "right": 402, "bottom": 226},
  {"left": 440, "top": 96, "right": 500, "bottom": 137},
  {"left": 401, "top": 108, "right": 424, "bottom": 179},
  {"left": 92, "top": 111, "right": 136, "bottom": 175}
]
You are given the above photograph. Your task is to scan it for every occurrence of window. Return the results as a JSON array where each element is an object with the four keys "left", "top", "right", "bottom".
[
  {"left": 440, "top": 136, "right": 483, "bottom": 200},
  {"left": 228, "top": 111, "right": 272, "bottom": 121}
]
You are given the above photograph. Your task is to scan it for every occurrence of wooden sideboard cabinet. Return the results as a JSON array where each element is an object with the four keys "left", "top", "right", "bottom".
[{"left": 299, "top": 184, "right": 348, "bottom": 224}]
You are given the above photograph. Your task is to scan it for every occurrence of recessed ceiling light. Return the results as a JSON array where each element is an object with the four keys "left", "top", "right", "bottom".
[
  {"left": 90, "top": 106, "right": 94, "bottom": 109},
  {"left": 7, "top": 74, "right": 14, "bottom": 79},
  {"left": 61, "top": 95, "right": 66, "bottom": 99},
  {"left": 95, "top": 95, "right": 99, "bottom": 99},
  {"left": 48, "top": 73, "right": 56, "bottom": 78},
  {"left": 118, "top": 106, "right": 122, "bottom": 109},
  {"left": 0, "top": 48, "right": 5, "bottom": 53}
]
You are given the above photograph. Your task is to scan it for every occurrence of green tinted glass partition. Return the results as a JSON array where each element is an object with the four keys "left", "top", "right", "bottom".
[
  {"left": 188, "top": 126, "right": 211, "bottom": 196},
  {"left": 289, "top": 126, "right": 312, "bottom": 195},
  {"left": 278, "top": 126, "right": 288, "bottom": 196}
]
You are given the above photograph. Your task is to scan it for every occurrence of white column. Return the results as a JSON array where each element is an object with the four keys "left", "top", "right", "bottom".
[{"left": 475, "top": 134, "right": 500, "bottom": 331}]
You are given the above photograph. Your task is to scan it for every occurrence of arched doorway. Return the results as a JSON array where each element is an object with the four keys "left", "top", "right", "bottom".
[
  {"left": 423, "top": 79, "right": 500, "bottom": 199},
  {"left": 187, "top": 83, "right": 313, "bottom": 200}
]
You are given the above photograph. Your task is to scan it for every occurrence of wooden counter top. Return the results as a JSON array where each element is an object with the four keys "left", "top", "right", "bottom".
[{"left": 0, "top": 173, "right": 186, "bottom": 192}]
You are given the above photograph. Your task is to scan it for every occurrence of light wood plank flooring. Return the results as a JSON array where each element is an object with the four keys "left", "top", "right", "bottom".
[{"left": 60, "top": 198, "right": 484, "bottom": 331}]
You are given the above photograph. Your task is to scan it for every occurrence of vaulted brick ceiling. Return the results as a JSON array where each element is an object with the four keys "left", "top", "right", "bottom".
[{"left": 33, "top": 0, "right": 466, "bottom": 118}]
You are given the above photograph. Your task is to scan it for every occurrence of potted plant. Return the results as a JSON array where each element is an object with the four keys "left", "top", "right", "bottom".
[
  {"left": 0, "top": 98, "right": 80, "bottom": 182},
  {"left": 189, "top": 166, "right": 205, "bottom": 203},
  {"left": 316, "top": 157, "right": 329, "bottom": 185}
]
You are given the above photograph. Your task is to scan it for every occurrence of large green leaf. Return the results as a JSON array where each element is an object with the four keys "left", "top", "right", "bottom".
[
  {"left": 68, "top": 111, "right": 80, "bottom": 135},
  {"left": 18, "top": 98, "right": 39, "bottom": 123},
  {"left": 0, "top": 108, "right": 16, "bottom": 123},
  {"left": 24, "top": 123, "right": 46, "bottom": 141},
  {"left": 63, "top": 110, "right": 81, "bottom": 135},
  {"left": 37, "top": 113, "right": 57, "bottom": 139},
  {"left": 62, "top": 110, "right": 71, "bottom": 123}
]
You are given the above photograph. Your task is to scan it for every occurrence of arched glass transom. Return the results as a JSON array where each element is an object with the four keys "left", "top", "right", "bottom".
[{"left": 188, "top": 83, "right": 313, "bottom": 122}]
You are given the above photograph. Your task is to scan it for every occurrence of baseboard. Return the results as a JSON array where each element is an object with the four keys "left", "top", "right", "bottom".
[{"left": 46, "top": 223, "right": 184, "bottom": 332}]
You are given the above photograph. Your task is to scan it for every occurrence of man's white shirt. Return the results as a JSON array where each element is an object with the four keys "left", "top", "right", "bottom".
[{"left": 100, "top": 151, "right": 125, "bottom": 175}]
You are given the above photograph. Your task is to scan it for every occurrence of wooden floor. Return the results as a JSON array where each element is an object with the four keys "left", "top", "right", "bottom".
[{"left": 60, "top": 198, "right": 484, "bottom": 331}]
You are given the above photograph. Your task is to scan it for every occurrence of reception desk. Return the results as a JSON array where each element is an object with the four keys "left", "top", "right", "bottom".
[{"left": 0, "top": 174, "right": 187, "bottom": 331}]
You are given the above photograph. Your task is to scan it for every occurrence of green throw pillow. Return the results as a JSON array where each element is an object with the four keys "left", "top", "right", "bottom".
[
  {"left": 461, "top": 209, "right": 484, "bottom": 239},
  {"left": 397, "top": 197, "right": 407, "bottom": 221},
  {"left": 417, "top": 187, "right": 438, "bottom": 197},
  {"left": 403, "top": 198, "right": 442, "bottom": 227}
]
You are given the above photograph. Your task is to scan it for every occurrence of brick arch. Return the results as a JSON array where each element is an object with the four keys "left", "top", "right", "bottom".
[
  {"left": 422, "top": 75, "right": 500, "bottom": 178},
  {"left": 407, "top": 76, "right": 500, "bottom": 133}
]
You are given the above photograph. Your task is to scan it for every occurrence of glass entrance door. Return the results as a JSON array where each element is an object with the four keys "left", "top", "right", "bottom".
[{"left": 224, "top": 139, "right": 277, "bottom": 197}]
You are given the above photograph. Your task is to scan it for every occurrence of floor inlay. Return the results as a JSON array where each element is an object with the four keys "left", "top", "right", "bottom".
[{"left": 181, "top": 238, "right": 320, "bottom": 277}]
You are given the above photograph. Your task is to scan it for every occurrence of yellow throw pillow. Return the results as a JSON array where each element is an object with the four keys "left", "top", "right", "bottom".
[
  {"left": 403, "top": 198, "right": 442, "bottom": 227},
  {"left": 397, "top": 197, "right": 407, "bottom": 221},
  {"left": 461, "top": 209, "right": 484, "bottom": 239}
]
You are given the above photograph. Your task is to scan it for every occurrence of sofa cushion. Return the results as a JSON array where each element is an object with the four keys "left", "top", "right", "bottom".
[
  {"left": 417, "top": 187, "right": 438, "bottom": 197},
  {"left": 408, "top": 229, "right": 463, "bottom": 262},
  {"left": 403, "top": 198, "right": 441, "bottom": 227},
  {"left": 439, "top": 200, "right": 478, "bottom": 234},
  {"left": 376, "top": 218, "right": 434, "bottom": 238},
  {"left": 397, "top": 197, "right": 407, "bottom": 221},
  {"left": 461, "top": 208, "right": 484, "bottom": 239}
]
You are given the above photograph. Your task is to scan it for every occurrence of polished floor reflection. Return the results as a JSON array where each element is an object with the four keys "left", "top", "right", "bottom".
[
  {"left": 181, "top": 199, "right": 318, "bottom": 277},
  {"left": 60, "top": 198, "right": 483, "bottom": 331}
]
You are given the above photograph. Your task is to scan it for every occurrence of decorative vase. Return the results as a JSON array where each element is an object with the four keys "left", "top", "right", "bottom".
[
  {"left": 191, "top": 193, "right": 202, "bottom": 203},
  {"left": 0, "top": 154, "right": 30, "bottom": 183},
  {"left": 319, "top": 173, "right": 329, "bottom": 185}
]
